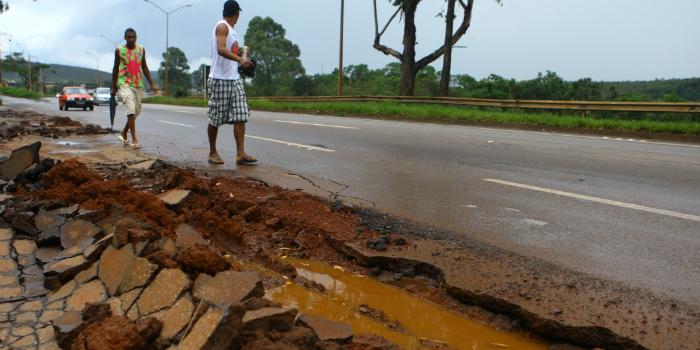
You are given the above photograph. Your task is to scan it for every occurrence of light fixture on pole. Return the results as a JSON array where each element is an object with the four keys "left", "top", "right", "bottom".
[
  {"left": 98, "top": 35, "right": 119, "bottom": 47},
  {"left": 143, "top": 0, "right": 193, "bottom": 96},
  {"left": 84, "top": 51, "right": 100, "bottom": 87}
]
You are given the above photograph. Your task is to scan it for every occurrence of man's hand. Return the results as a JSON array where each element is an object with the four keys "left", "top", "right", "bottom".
[
  {"left": 151, "top": 85, "right": 160, "bottom": 95},
  {"left": 239, "top": 58, "right": 253, "bottom": 69}
]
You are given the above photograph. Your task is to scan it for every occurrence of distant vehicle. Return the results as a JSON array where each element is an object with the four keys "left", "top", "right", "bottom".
[
  {"left": 58, "top": 87, "right": 94, "bottom": 111},
  {"left": 93, "top": 87, "right": 115, "bottom": 106}
]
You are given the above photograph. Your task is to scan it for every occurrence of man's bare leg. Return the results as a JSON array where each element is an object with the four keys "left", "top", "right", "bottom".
[
  {"left": 207, "top": 124, "right": 224, "bottom": 163},
  {"left": 121, "top": 114, "right": 133, "bottom": 141},
  {"left": 234, "top": 122, "right": 256, "bottom": 164},
  {"left": 127, "top": 116, "right": 137, "bottom": 145}
]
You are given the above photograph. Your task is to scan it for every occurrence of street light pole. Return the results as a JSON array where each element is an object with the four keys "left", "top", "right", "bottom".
[
  {"left": 338, "top": 0, "right": 345, "bottom": 96},
  {"left": 143, "top": 0, "right": 192, "bottom": 96},
  {"left": 0, "top": 33, "right": 7, "bottom": 84},
  {"left": 85, "top": 52, "right": 100, "bottom": 87}
]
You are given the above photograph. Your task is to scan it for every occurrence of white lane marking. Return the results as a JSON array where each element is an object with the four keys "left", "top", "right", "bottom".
[
  {"left": 274, "top": 120, "right": 358, "bottom": 130},
  {"left": 484, "top": 178, "right": 700, "bottom": 222},
  {"left": 175, "top": 110, "right": 196, "bottom": 114},
  {"left": 247, "top": 135, "right": 335, "bottom": 152},
  {"left": 455, "top": 126, "right": 700, "bottom": 149},
  {"left": 158, "top": 120, "right": 195, "bottom": 128},
  {"left": 522, "top": 219, "right": 548, "bottom": 226}
]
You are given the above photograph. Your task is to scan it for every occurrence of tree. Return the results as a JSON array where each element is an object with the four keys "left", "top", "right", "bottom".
[
  {"left": 571, "top": 78, "right": 602, "bottom": 101},
  {"left": 0, "top": 1, "right": 36, "bottom": 13},
  {"left": 244, "top": 17, "right": 305, "bottom": 96},
  {"left": 439, "top": 0, "right": 457, "bottom": 96},
  {"left": 373, "top": 0, "right": 497, "bottom": 96},
  {"left": 191, "top": 63, "right": 207, "bottom": 94},
  {"left": 3, "top": 53, "right": 49, "bottom": 90},
  {"left": 158, "top": 47, "right": 191, "bottom": 97}
]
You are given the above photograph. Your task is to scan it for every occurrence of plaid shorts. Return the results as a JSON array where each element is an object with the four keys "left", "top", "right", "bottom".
[{"left": 207, "top": 79, "right": 250, "bottom": 126}]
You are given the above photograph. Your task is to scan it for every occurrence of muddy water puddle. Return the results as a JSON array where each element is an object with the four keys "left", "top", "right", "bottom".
[{"left": 267, "top": 258, "right": 548, "bottom": 350}]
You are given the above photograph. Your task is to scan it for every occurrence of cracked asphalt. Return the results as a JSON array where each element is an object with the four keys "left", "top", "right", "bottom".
[{"left": 3, "top": 96, "right": 699, "bottom": 307}]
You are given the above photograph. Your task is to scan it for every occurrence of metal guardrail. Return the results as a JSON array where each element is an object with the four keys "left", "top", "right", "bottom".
[{"left": 248, "top": 95, "right": 700, "bottom": 113}]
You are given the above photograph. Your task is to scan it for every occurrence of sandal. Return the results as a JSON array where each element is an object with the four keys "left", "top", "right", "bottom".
[
  {"left": 236, "top": 155, "right": 258, "bottom": 165},
  {"left": 117, "top": 134, "right": 129, "bottom": 146},
  {"left": 208, "top": 154, "right": 224, "bottom": 164},
  {"left": 129, "top": 143, "right": 141, "bottom": 149}
]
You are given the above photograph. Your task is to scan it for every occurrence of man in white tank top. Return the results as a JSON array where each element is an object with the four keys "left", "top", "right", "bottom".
[{"left": 207, "top": 0, "right": 256, "bottom": 165}]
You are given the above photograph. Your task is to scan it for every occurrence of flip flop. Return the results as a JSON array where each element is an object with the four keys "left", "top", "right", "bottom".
[
  {"left": 208, "top": 154, "right": 224, "bottom": 164},
  {"left": 129, "top": 143, "right": 141, "bottom": 149},
  {"left": 236, "top": 156, "right": 258, "bottom": 165},
  {"left": 117, "top": 134, "right": 128, "bottom": 146}
]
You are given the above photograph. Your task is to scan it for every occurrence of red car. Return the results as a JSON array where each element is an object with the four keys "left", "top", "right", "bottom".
[{"left": 57, "top": 86, "right": 94, "bottom": 111}]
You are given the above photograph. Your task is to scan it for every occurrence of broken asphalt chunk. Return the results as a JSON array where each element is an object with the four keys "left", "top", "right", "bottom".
[
  {"left": 159, "top": 189, "right": 191, "bottom": 207},
  {"left": 0, "top": 141, "right": 41, "bottom": 181}
]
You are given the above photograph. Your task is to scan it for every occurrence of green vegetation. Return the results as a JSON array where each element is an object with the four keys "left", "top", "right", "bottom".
[
  {"left": 159, "top": 47, "right": 191, "bottom": 97},
  {"left": 601, "top": 78, "right": 700, "bottom": 102},
  {"left": 143, "top": 96, "right": 206, "bottom": 107},
  {"left": 244, "top": 16, "right": 305, "bottom": 96},
  {"left": 142, "top": 96, "right": 699, "bottom": 135},
  {"left": 0, "top": 86, "right": 44, "bottom": 99}
]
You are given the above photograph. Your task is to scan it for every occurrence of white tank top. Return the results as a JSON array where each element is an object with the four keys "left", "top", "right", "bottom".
[{"left": 209, "top": 20, "right": 240, "bottom": 80}]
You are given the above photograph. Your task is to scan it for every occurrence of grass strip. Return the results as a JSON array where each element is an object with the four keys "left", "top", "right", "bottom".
[
  {"left": 142, "top": 97, "right": 700, "bottom": 135},
  {"left": 0, "top": 87, "right": 44, "bottom": 100}
]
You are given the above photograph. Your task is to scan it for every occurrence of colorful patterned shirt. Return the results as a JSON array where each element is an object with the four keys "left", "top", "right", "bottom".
[{"left": 117, "top": 45, "right": 145, "bottom": 88}]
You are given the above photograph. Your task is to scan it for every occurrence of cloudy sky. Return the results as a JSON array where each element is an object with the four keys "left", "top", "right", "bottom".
[{"left": 1, "top": 0, "right": 698, "bottom": 81}]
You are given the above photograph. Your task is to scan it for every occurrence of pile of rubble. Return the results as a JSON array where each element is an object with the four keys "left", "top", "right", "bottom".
[
  {"left": 0, "top": 146, "right": 399, "bottom": 349},
  {"left": 0, "top": 110, "right": 109, "bottom": 142}
]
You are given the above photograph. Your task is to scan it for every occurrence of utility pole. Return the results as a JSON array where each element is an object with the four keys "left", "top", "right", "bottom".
[
  {"left": 0, "top": 35, "right": 4, "bottom": 84},
  {"left": 143, "top": 0, "right": 192, "bottom": 96},
  {"left": 27, "top": 55, "right": 32, "bottom": 92},
  {"left": 39, "top": 67, "right": 43, "bottom": 94},
  {"left": 338, "top": 0, "right": 345, "bottom": 96}
]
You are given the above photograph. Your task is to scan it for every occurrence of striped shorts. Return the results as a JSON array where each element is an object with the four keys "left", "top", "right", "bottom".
[{"left": 207, "top": 79, "right": 250, "bottom": 126}]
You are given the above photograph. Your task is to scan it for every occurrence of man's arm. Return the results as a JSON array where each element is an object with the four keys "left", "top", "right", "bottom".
[
  {"left": 141, "top": 48, "right": 159, "bottom": 93},
  {"left": 111, "top": 49, "right": 119, "bottom": 96},
  {"left": 215, "top": 23, "right": 252, "bottom": 68}
]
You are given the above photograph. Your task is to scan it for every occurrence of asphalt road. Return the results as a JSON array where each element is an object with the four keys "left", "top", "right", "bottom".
[{"left": 4, "top": 96, "right": 700, "bottom": 306}]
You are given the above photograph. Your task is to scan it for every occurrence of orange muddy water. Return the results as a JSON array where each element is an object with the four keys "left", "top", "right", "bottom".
[{"left": 267, "top": 258, "right": 548, "bottom": 350}]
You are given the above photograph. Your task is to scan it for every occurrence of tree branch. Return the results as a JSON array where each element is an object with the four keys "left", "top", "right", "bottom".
[
  {"left": 372, "top": 0, "right": 402, "bottom": 60},
  {"left": 379, "top": 7, "right": 401, "bottom": 38},
  {"left": 414, "top": 0, "right": 474, "bottom": 72}
]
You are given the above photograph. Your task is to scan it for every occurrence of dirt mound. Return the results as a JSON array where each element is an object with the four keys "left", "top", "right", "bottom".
[{"left": 39, "top": 159, "right": 178, "bottom": 237}]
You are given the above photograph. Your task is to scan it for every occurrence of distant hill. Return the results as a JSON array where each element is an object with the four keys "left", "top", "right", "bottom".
[
  {"left": 1, "top": 61, "right": 161, "bottom": 88},
  {"left": 600, "top": 78, "right": 700, "bottom": 101}
]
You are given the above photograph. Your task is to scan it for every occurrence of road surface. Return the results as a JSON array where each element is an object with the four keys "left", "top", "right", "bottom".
[{"left": 4, "top": 96, "right": 699, "bottom": 306}]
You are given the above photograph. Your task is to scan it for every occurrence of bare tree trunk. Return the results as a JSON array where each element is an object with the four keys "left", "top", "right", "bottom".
[
  {"left": 440, "top": 0, "right": 457, "bottom": 97},
  {"left": 373, "top": 0, "right": 475, "bottom": 97},
  {"left": 399, "top": 0, "right": 419, "bottom": 96}
]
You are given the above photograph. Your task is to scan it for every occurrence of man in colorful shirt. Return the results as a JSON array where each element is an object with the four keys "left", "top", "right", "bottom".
[
  {"left": 111, "top": 28, "right": 158, "bottom": 149},
  {"left": 207, "top": 0, "right": 256, "bottom": 165}
]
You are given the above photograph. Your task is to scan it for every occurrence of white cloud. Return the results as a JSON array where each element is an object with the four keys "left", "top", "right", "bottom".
[{"left": 1, "top": 0, "right": 699, "bottom": 81}]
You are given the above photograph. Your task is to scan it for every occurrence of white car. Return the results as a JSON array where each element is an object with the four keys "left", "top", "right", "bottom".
[{"left": 93, "top": 87, "right": 115, "bottom": 106}]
